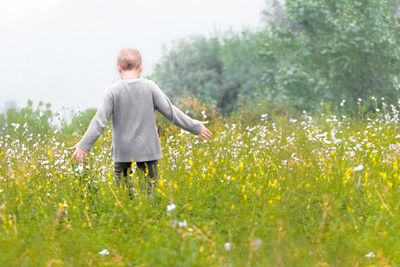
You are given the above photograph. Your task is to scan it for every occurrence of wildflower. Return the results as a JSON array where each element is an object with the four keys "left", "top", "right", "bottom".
[
  {"left": 345, "top": 167, "right": 353, "bottom": 179},
  {"left": 167, "top": 203, "right": 176, "bottom": 212},
  {"left": 224, "top": 242, "right": 231, "bottom": 251},
  {"left": 365, "top": 252, "right": 375, "bottom": 258},
  {"left": 178, "top": 220, "right": 187, "bottom": 227},
  {"left": 251, "top": 238, "right": 262, "bottom": 250},
  {"left": 261, "top": 113, "right": 268, "bottom": 120},
  {"left": 354, "top": 165, "right": 363, "bottom": 172},
  {"left": 76, "top": 165, "right": 83, "bottom": 172},
  {"left": 98, "top": 249, "right": 110, "bottom": 255},
  {"left": 239, "top": 161, "right": 244, "bottom": 169}
]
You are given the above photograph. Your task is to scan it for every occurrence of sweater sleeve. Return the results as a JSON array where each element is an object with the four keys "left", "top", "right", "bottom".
[
  {"left": 151, "top": 82, "right": 202, "bottom": 135},
  {"left": 77, "top": 88, "right": 113, "bottom": 152}
]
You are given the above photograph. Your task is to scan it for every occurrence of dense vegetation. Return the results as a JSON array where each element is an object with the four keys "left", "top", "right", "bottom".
[
  {"left": 153, "top": 0, "right": 400, "bottom": 114},
  {"left": 1, "top": 99, "right": 400, "bottom": 265}
]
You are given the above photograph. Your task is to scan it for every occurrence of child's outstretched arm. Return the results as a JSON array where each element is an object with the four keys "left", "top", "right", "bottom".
[
  {"left": 151, "top": 81, "right": 212, "bottom": 139},
  {"left": 70, "top": 88, "right": 113, "bottom": 164}
]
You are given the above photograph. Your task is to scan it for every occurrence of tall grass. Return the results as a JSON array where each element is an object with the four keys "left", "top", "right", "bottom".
[{"left": 0, "top": 102, "right": 400, "bottom": 266}]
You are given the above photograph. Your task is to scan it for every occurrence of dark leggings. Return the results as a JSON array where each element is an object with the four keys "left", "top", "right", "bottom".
[{"left": 114, "top": 160, "right": 158, "bottom": 197}]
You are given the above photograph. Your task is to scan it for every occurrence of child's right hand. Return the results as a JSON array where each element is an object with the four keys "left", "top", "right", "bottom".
[{"left": 197, "top": 121, "right": 212, "bottom": 141}]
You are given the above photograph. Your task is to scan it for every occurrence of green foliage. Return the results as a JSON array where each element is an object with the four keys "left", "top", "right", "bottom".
[
  {"left": 62, "top": 108, "right": 97, "bottom": 136},
  {"left": 0, "top": 113, "right": 5, "bottom": 136},
  {"left": 152, "top": 31, "right": 268, "bottom": 114},
  {"left": 259, "top": 0, "right": 400, "bottom": 111},
  {"left": 151, "top": 0, "right": 400, "bottom": 113},
  {"left": 152, "top": 0, "right": 400, "bottom": 113},
  {"left": 3, "top": 100, "right": 54, "bottom": 139},
  {"left": 229, "top": 97, "right": 298, "bottom": 125}
]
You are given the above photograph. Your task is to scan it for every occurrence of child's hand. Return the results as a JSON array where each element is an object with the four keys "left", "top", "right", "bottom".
[
  {"left": 70, "top": 145, "right": 88, "bottom": 164},
  {"left": 197, "top": 121, "right": 212, "bottom": 141}
]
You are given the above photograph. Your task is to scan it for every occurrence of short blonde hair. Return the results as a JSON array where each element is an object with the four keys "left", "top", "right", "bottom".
[{"left": 117, "top": 48, "right": 142, "bottom": 71}]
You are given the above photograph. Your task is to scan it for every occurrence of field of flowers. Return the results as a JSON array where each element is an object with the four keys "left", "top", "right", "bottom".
[{"left": 1, "top": 105, "right": 400, "bottom": 266}]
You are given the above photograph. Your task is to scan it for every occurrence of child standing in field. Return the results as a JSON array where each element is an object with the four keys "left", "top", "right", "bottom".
[{"left": 70, "top": 48, "right": 212, "bottom": 197}]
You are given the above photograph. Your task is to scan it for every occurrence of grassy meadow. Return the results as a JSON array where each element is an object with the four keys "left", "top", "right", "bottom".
[{"left": 1, "top": 105, "right": 400, "bottom": 266}]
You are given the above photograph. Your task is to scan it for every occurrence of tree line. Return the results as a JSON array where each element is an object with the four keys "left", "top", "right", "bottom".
[{"left": 152, "top": 0, "right": 400, "bottom": 114}]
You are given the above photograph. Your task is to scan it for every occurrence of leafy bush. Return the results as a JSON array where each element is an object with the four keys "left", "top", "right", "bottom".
[
  {"left": 152, "top": 30, "right": 268, "bottom": 114},
  {"left": 259, "top": 0, "right": 400, "bottom": 111},
  {"left": 3, "top": 100, "right": 54, "bottom": 139},
  {"left": 62, "top": 108, "right": 97, "bottom": 136}
]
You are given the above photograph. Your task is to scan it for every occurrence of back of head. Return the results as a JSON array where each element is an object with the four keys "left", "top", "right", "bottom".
[{"left": 117, "top": 48, "right": 142, "bottom": 71}]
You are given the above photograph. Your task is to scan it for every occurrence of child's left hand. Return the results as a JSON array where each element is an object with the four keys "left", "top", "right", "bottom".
[
  {"left": 70, "top": 145, "right": 88, "bottom": 164},
  {"left": 197, "top": 121, "right": 212, "bottom": 141}
]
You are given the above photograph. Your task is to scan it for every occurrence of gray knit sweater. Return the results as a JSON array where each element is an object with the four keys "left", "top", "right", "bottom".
[{"left": 77, "top": 78, "right": 203, "bottom": 162}]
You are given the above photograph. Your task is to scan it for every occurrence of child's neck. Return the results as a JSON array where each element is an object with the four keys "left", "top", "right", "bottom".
[{"left": 121, "top": 71, "right": 141, "bottom": 80}]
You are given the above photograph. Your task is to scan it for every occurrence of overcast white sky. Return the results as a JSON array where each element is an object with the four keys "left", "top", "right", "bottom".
[{"left": 0, "top": 0, "right": 266, "bottom": 113}]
